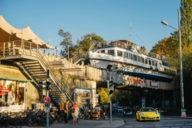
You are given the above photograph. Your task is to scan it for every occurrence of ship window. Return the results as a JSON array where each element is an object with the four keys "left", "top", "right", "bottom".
[
  {"left": 145, "top": 59, "right": 148, "bottom": 64},
  {"left": 108, "top": 50, "right": 114, "bottom": 56},
  {"left": 154, "top": 61, "right": 157, "bottom": 66},
  {"left": 101, "top": 50, "right": 105, "bottom": 53},
  {"left": 133, "top": 55, "right": 137, "bottom": 61},
  {"left": 152, "top": 60, "right": 156, "bottom": 66},
  {"left": 124, "top": 52, "right": 128, "bottom": 58},
  {"left": 138, "top": 56, "right": 141, "bottom": 62},
  {"left": 141, "top": 57, "right": 144, "bottom": 63},
  {"left": 149, "top": 59, "right": 151, "bottom": 65},
  {"left": 117, "top": 50, "right": 123, "bottom": 57},
  {"left": 130, "top": 54, "right": 133, "bottom": 60}
]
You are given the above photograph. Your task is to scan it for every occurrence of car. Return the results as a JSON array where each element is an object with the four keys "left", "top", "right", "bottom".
[
  {"left": 123, "top": 108, "right": 133, "bottom": 116},
  {"left": 116, "top": 106, "right": 124, "bottom": 113},
  {"left": 136, "top": 107, "right": 160, "bottom": 121}
]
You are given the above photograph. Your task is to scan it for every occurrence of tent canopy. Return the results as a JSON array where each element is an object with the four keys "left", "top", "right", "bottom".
[{"left": 0, "top": 16, "right": 52, "bottom": 49}]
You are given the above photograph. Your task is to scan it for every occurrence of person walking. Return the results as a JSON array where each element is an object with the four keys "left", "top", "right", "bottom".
[
  {"left": 71, "top": 101, "right": 79, "bottom": 125},
  {"left": 64, "top": 101, "right": 69, "bottom": 123}
]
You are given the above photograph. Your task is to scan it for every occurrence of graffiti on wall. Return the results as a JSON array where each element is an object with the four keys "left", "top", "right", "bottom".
[{"left": 123, "top": 76, "right": 144, "bottom": 87}]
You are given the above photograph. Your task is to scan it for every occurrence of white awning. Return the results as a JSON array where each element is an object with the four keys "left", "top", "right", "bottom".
[{"left": 0, "top": 16, "right": 52, "bottom": 49}]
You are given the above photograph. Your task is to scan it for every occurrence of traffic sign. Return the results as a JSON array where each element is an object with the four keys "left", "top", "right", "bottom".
[{"left": 44, "top": 96, "right": 51, "bottom": 104}]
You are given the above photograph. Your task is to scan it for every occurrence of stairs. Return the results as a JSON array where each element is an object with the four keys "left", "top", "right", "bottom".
[
  {"left": 0, "top": 47, "right": 75, "bottom": 105},
  {"left": 19, "top": 53, "right": 73, "bottom": 105}
]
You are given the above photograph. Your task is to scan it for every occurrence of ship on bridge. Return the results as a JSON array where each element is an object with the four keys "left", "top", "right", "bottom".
[{"left": 85, "top": 40, "right": 176, "bottom": 90}]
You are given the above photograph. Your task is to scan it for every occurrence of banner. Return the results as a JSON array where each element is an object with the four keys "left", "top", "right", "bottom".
[{"left": 0, "top": 84, "right": 10, "bottom": 96}]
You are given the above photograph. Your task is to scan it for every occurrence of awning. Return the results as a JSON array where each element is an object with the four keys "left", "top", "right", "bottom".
[
  {"left": 0, "top": 65, "right": 29, "bottom": 82},
  {"left": 0, "top": 16, "right": 52, "bottom": 49}
]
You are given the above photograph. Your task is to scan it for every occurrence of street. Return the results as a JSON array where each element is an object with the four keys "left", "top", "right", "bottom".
[
  {"left": 20, "top": 114, "right": 192, "bottom": 128},
  {"left": 119, "top": 115, "right": 192, "bottom": 128}
]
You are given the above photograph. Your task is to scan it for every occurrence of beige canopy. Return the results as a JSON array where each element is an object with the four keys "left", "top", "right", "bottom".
[{"left": 0, "top": 16, "right": 52, "bottom": 48}]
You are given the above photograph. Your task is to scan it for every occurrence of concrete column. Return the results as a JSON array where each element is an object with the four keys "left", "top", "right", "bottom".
[
  {"left": 89, "top": 81, "right": 97, "bottom": 108},
  {"left": 141, "top": 97, "right": 146, "bottom": 107}
]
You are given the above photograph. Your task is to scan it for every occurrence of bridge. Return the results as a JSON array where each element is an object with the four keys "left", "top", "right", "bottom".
[
  {"left": 0, "top": 40, "right": 176, "bottom": 106},
  {"left": 0, "top": 16, "right": 176, "bottom": 109}
]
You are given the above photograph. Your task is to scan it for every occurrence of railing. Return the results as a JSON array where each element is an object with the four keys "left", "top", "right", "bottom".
[
  {"left": 0, "top": 40, "right": 73, "bottom": 102},
  {"left": 35, "top": 50, "right": 73, "bottom": 102},
  {"left": 0, "top": 40, "right": 61, "bottom": 58}
]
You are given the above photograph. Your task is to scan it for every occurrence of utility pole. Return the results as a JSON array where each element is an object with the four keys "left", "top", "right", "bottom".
[
  {"left": 161, "top": 9, "right": 186, "bottom": 118},
  {"left": 107, "top": 65, "right": 114, "bottom": 127},
  {"left": 107, "top": 80, "right": 112, "bottom": 127}
]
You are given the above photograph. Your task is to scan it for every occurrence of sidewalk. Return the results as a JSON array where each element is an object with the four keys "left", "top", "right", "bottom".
[
  {"left": 21, "top": 117, "right": 124, "bottom": 128},
  {"left": 51, "top": 117, "right": 124, "bottom": 128}
]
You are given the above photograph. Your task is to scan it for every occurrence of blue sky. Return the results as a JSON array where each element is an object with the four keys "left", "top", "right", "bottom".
[{"left": 0, "top": 0, "right": 180, "bottom": 51}]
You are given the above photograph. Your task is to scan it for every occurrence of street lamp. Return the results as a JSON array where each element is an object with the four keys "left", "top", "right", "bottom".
[{"left": 161, "top": 10, "right": 186, "bottom": 118}]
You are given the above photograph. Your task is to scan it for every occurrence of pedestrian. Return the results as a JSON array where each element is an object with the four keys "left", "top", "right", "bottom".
[
  {"left": 59, "top": 102, "right": 65, "bottom": 122},
  {"left": 71, "top": 101, "right": 79, "bottom": 125},
  {"left": 64, "top": 101, "right": 69, "bottom": 123}
]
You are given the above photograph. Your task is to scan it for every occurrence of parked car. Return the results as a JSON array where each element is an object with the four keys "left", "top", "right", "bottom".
[
  {"left": 116, "top": 106, "right": 124, "bottom": 113},
  {"left": 123, "top": 108, "right": 133, "bottom": 116},
  {"left": 136, "top": 107, "right": 160, "bottom": 121}
]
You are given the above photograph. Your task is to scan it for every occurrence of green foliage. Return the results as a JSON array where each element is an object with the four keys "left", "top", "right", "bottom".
[
  {"left": 150, "top": 35, "right": 179, "bottom": 68},
  {"left": 151, "top": 0, "right": 192, "bottom": 110},
  {"left": 112, "top": 90, "right": 132, "bottom": 106},
  {"left": 97, "top": 88, "right": 110, "bottom": 104},
  {"left": 58, "top": 29, "right": 73, "bottom": 57},
  {"left": 182, "top": 44, "right": 192, "bottom": 71},
  {"left": 78, "top": 33, "right": 106, "bottom": 52},
  {"left": 181, "top": 0, "right": 192, "bottom": 45},
  {"left": 71, "top": 33, "right": 106, "bottom": 61}
]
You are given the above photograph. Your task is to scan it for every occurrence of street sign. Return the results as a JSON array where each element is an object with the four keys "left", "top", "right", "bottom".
[{"left": 44, "top": 96, "right": 51, "bottom": 104}]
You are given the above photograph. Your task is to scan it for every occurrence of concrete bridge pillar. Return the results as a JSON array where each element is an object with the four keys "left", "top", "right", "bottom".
[
  {"left": 89, "top": 81, "right": 97, "bottom": 108},
  {"left": 141, "top": 97, "right": 146, "bottom": 107}
]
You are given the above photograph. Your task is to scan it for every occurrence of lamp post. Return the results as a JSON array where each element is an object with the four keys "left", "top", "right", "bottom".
[{"left": 161, "top": 10, "right": 186, "bottom": 118}]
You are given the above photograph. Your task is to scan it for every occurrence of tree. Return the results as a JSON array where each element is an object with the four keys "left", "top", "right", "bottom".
[
  {"left": 58, "top": 29, "right": 73, "bottom": 58},
  {"left": 180, "top": 0, "right": 192, "bottom": 45},
  {"left": 71, "top": 33, "right": 106, "bottom": 62},
  {"left": 112, "top": 90, "right": 132, "bottom": 106},
  {"left": 97, "top": 88, "right": 110, "bottom": 104},
  {"left": 150, "top": 36, "right": 179, "bottom": 68},
  {"left": 150, "top": 0, "right": 192, "bottom": 111},
  {"left": 78, "top": 33, "right": 106, "bottom": 53}
]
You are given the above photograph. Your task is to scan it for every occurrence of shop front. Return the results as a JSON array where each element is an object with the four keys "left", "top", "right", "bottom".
[{"left": 0, "top": 64, "right": 39, "bottom": 113}]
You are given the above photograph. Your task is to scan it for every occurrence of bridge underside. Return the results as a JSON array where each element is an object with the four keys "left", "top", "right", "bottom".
[
  {"left": 96, "top": 70, "right": 174, "bottom": 90},
  {"left": 120, "top": 70, "right": 173, "bottom": 82}
]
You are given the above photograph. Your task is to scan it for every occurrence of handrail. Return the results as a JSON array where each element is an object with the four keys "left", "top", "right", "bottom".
[
  {"left": 35, "top": 50, "right": 73, "bottom": 102},
  {"left": 0, "top": 41, "right": 73, "bottom": 102}
]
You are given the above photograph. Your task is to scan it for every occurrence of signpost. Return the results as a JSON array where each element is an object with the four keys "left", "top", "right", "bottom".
[
  {"left": 42, "top": 69, "right": 51, "bottom": 128},
  {"left": 106, "top": 65, "right": 114, "bottom": 128},
  {"left": 44, "top": 96, "right": 51, "bottom": 105},
  {"left": 45, "top": 81, "right": 51, "bottom": 128},
  {"left": 107, "top": 80, "right": 114, "bottom": 128}
]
